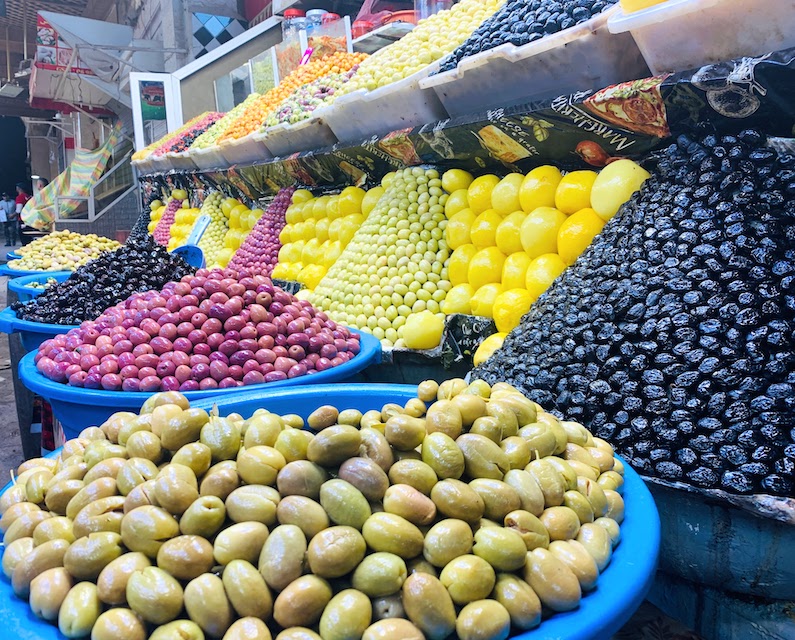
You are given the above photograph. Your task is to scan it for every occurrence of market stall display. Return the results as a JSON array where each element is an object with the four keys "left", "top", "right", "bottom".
[
  {"left": 196, "top": 192, "right": 230, "bottom": 267},
  {"left": 0, "top": 380, "right": 660, "bottom": 640},
  {"left": 153, "top": 113, "right": 224, "bottom": 156},
  {"left": 310, "top": 168, "right": 451, "bottom": 348},
  {"left": 474, "top": 129, "right": 795, "bottom": 498},
  {"left": 5, "top": 232, "right": 121, "bottom": 273},
  {"left": 227, "top": 188, "right": 295, "bottom": 276}
]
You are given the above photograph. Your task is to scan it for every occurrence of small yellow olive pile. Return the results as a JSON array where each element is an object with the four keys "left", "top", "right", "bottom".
[{"left": 0, "top": 379, "right": 626, "bottom": 640}]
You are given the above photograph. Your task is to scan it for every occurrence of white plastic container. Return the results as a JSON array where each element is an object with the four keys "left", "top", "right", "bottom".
[
  {"left": 149, "top": 155, "right": 172, "bottom": 174},
  {"left": 420, "top": 6, "right": 649, "bottom": 117},
  {"left": 131, "top": 158, "right": 156, "bottom": 176},
  {"left": 608, "top": 0, "right": 795, "bottom": 75},
  {"left": 260, "top": 110, "right": 339, "bottom": 157},
  {"left": 166, "top": 151, "right": 197, "bottom": 172},
  {"left": 323, "top": 61, "right": 447, "bottom": 144},
  {"left": 191, "top": 146, "right": 229, "bottom": 171},
  {"left": 218, "top": 132, "right": 273, "bottom": 167}
]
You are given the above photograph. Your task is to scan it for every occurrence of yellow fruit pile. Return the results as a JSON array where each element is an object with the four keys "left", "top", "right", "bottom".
[
  {"left": 196, "top": 192, "right": 228, "bottom": 267},
  {"left": 167, "top": 205, "right": 202, "bottom": 251},
  {"left": 442, "top": 160, "right": 649, "bottom": 333},
  {"left": 9, "top": 231, "right": 120, "bottom": 272},
  {"left": 272, "top": 187, "right": 370, "bottom": 290},
  {"left": 213, "top": 199, "right": 258, "bottom": 268}
]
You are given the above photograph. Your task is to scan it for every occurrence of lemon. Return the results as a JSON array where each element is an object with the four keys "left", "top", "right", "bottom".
[
  {"left": 470, "top": 209, "right": 502, "bottom": 249},
  {"left": 495, "top": 211, "right": 527, "bottom": 255},
  {"left": 298, "top": 264, "right": 327, "bottom": 289},
  {"left": 323, "top": 241, "right": 343, "bottom": 268},
  {"left": 446, "top": 209, "right": 477, "bottom": 249},
  {"left": 520, "top": 166, "right": 561, "bottom": 213},
  {"left": 444, "top": 189, "right": 470, "bottom": 218},
  {"left": 381, "top": 172, "right": 396, "bottom": 189},
  {"left": 271, "top": 263, "right": 291, "bottom": 279},
  {"left": 491, "top": 173, "right": 524, "bottom": 216},
  {"left": 150, "top": 200, "right": 163, "bottom": 211},
  {"left": 442, "top": 169, "right": 474, "bottom": 193},
  {"left": 493, "top": 288, "right": 534, "bottom": 333},
  {"left": 590, "top": 159, "right": 651, "bottom": 221},
  {"left": 285, "top": 203, "right": 302, "bottom": 224},
  {"left": 292, "top": 189, "right": 314, "bottom": 203},
  {"left": 558, "top": 208, "right": 605, "bottom": 265},
  {"left": 448, "top": 244, "right": 478, "bottom": 286},
  {"left": 520, "top": 207, "right": 567, "bottom": 258},
  {"left": 555, "top": 170, "right": 598, "bottom": 214},
  {"left": 404, "top": 311, "right": 445, "bottom": 350},
  {"left": 502, "top": 252, "right": 531, "bottom": 290},
  {"left": 327, "top": 196, "right": 341, "bottom": 220},
  {"left": 362, "top": 186, "right": 385, "bottom": 216},
  {"left": 468, "top": 246, "right": 507, "bottom": 290},
  {"left": 314, "top": 217, "right": 330, "bottom": 243},
  {"left": 470, "top": 283, "right": 505, "bottom": 318},
  {"left": 467, "top": 174, "right": 500, "bottom": 215},
  {"left": 473, "top": 332, "right": 508, "bottom": 366},
  {"left": 441, "top": 283, "right": 475, "bottom": 314},
  {"left": 328, "top": 217, "right": 342, "bottom": 242},
  {"left": 525, "top": 254, "right": 567, "bottom": 300},
  {"left": 339, "top": 187, "right": 366, "bottom": 216}
]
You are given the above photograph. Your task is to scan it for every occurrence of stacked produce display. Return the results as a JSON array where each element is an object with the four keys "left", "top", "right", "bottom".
[
  {"left": 474, "top": 129, "right": 795, "bottom": 498},
  {"left": 214, "top": 200, "right": 262, "bottom": 268},
  {"left": 153, "top": 113, "right": 224, "bottom": 156},
  {"left": 7, "top": 232, "right": 121, "bottom": 272},
  {"left": 11, "top": 235, "right": 193, "bottom": 325},
  {"left": 197, "top": 192, "right": 230, "bottom": 267},
  {"left": 0, "top": 379, "right": 628, "bottom": 639},
  {"left": 192, "top": 96, "right": 261, "bottom": 150},
  {"left": 35, "top": 266, "right": 361, "bottom": 391},
  {"left": 152, "top": 193, "right": 187, "bottom": 247}
]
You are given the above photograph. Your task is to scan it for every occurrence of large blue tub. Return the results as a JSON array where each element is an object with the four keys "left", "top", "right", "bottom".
[
  {"left": 18, "top": 332, "right": 382, "bottom": 439},
  {"left": 0, "top": 307, "right": 78, "bottom": 353},
  {"left": 0, "top": 262, "right": 66, "bottom": 278},
  {"left": 7, "top": 271, "right": 71, "bottom": 303}
]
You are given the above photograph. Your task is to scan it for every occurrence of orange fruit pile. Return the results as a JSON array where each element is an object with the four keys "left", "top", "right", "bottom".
[{"left": 219, "top": 52, "right": 368, "bottom": 142}]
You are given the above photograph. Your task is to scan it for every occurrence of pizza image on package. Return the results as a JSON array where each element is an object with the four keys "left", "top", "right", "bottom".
[{"left": 583, "top": 76, "right": 672, "bottom": 139}]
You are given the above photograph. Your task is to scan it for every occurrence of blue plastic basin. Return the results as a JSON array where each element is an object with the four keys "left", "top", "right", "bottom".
[
  {"left": 7, "top": 271, "right": 71, "bottom": 302},
  {"left": 0, "top": 382, "right": 660, "bottom": 640},
  {"left": 5, "top": 251, "right": 21, "bottom": 261},
  {"left": 18, "top": 332, "right": 382, "bottom": 439},
  {"left": 0, "top": 262, "right": 69, "bottom": 278},
  {"left": 0, "top": 307, "right": 78, "bottom": 353}
]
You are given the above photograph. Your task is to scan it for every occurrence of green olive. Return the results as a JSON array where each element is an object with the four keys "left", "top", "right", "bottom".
[
  {"left": 564, "top": 490, "right": 595, "bottom": 525},
  {"left": 597, "top": 470, "right": 624, "bottom": 492},
  {"left": 275, "top": 628, "right": 322, "bottom": 640},
  {"left": 360, "top": 410, "right": 384, "bottom": 431},
  {"left": 493, "top": 573, "right": 541, "bottom": 631},
  {"left": 451, "top": 394, "right": 488, "bottom": 427},
  {"left": 493, "top": 393, "right": 536, "bottom": 428},
  {"left": 539, "top": 506, "right": 580, "bottom": 541},
  {"left": 470, "top": 416, "right": 503, "bottom": 444},
  {"left": 184, "top": 573, "right": 234, "bottom": 638},
  {"left": 237, "top": 446, "right": 286, "bottom": 485},
  {"left": 199, "top": 461, "right": 240, "bottom": 500},
  {"left": 612, "top": 457, "right": 625, "bottom": 476},
  {"left": 319, "top": 588, "right": 372, "bottom": 640},
  {"left": 84, "top": 442, "right": 127, "bottom": 470},
  {"left": 388, "top": 460, "right": 438, "bottom": 496},
  {"left": 604, "top": 489, "right": 625, "bottom": 523},
  {"left": 545, "top": 456, "right": 578, "bottom": 491},
  {"left": 380, "top": 403, "right": 404, "bottom": 422},
  {"left": 352, "top": 552, "right": 407, "bottom": 597},
  {"left": 577, "top": 477, "right": 609, "bottom": 518},
  {"left": 63, "top": 531, "right": 124, "bottom": 581},
  {"left": 0, "top": 484, "right": 28, "bottom": 515},
  {"left": 172, "top": 443, "right": 213, "bottom": 477},
  {"left": 362, "top": 513, "right": 424, "bottom": 559},
  {"left": 359, "top": 427, "right": 395, "bottom": 472},
  {"left": 180, "top": 495, "right": 226, "bottom": 537},
  {"left": 469, "top": 479, "right": 521, "bottom": 521},
  {"left": 201, "top": 417, "right": 242, "bottom": 462},
  {"left": 594, "top": 516, "right": 621, "bottom": 548},
  {"left": 273, "top": 575, "right": 332, "bottom": 628},
  {"left": 157, "top": 535, "right": 214, "bottom": 580},
  {"left": 439, "top": 555, "right": 495, "bottom": 605},
  {"left": 518, "top": 423, "right": 557, "bottom": 459},
  {"left": 33, "top": 516, "right": 75, "bottom": 545},
  {"left": 83, "top": 457, "right": 127, "bottom": 485},
  {"left": 223, "top": 559, "right": 273, "bottom": 620},
  {"left": 58, "top": 582, "right": 102, "bottom": 638},
  {"left": 560, "top": 421, "right": 593, "bottom": 447},
  {"left": 259, "top": 524, "right": 307, "bottom": 591},
  {"left": 277, "top": 460, "right": 328, "bottom": 499},
  {"left": 423, "top": 518, "right": 473, "bottom": 567},
  {"left": 425, "top": 400, "right": 463, "bottom": 439},
  {"left": 371, "top": 594, "right": 405, "bottom": 621},
  {"left": 421, "top": 432, "right": 465, "bottom": 480},
  {"left": 504, "top": 509, "right": 549, "bottom": 550},
  {"left": 142, "top": 391, "right": 189, "bottom": 416},
  {"left": 97, "top": 552, "right": 151, "bottom": 605},
  {"left": 308, "top": 425, "right": 362, "bottom": 467},
  {"left": 226, "top": 485, "right": 279, "bottom": 525},
  {"left": 214, "top": 521, "right": 269, "bottom": 565},
  {"left": 524, "top": 548, "right": 581, "bottom": 612},
  {"left": 73, "top": 495, "right": 126, "bottom": 538},
  {"left": 123, "top": 480, "right": 158, "bottom": 513},
  {"left": 244, "top": 413, "right": 284, "bottom": 448},
  {"left": 385, "top": 415, "right": 427, "bottom": 450},
  {"left": 48, "top": 463, "right": 87, "bottom": 487},
  {"left": 564, "top": 443, "right": 600, "bottom": 476},
  {"left": 338, "top": 457, "right": 390, "bottom": 501},
  {"left": 503, "top": 469, "right": 545, "bottom": 516},
  {"left": 456, "top": 599, "right": 511, "bottom": 640},
  {"left": 127, "top": 566, "right": 183, "bottom": 624},
  {"left": 66, "top": 477, "right": 118, "bottom": 520},
  {"left": 3, "top": 536, "right": 34, "bottom": 578},
  {"left": 277, "top": 496, "right": 329, "bottom": 539},
  {"left": 12, "top": 537, "right": 70, "bottom": 596},
  {"left": 26, "top": 469, "right": 54, "bottom": 504},
  {"left": 402, "top": 572, "right": 456, "bottom": 640},
  {"left": 159, "top": 408, "right": 209, "bottom": 450},
  {"left": 403, "top": 398, "right": 427, "bottom": 418},
  {"left": 456, "top": 434, "right": 510, "bottom": 479},
  {"left": 383, "top": 484, "right": 437, "bottom": 526},
  {"left": 30, "top": 567, "right": 73, "bottom": 621},
  {"left": 320, "top": 479, "right": 371, "bottom": 529},
  {"left": 430, "top": 479, "right": 484, "bottom": 523},
  {"left": 275, "top": 428, "right": 315, "bottom": 462},
  {"left": 91, "top": 608, "right": 147, "bottom": 640},
  {"left": 472, "top": 527, "right": 527, "bottom": 571},
  {"left": 4, "top": 508, "right": 52, "bottom": 545},
  {"left": 117, "top": 458, "right": 159, "bottom": 496},
  {"left": 126, "top": 431, "right": 163, "bottom": 463},
  {"left": 549, "top": 539, "right": 599, "bottom": 591},
  {"left": 406, "top": 557, "right": 438, "bottom": 577},
  {"left": 362, "top": 619, "right": 425, "bottom": 640},
  {"left": 0, "top": 502, "right": 41, "bottom": 532},
  {"left": 525, "top": 459, "right": 565, "bottom": 508},
  {"left": 417, "top": 380, "right": 439, "bottom": 402},
  {"left": 576, "top": 523, "right": 613, "bottom": 571},
  {"left": 45, "top": 480, "right": 84, "bottom": 516},
  {"left": 120, "top": 505, "right": 179, "bottom": 558},
  {"left": 223, "top": 617, "right": 273, "bottom": 640},
  {"left": 149, "top": 620, "right": 205, "bottom": 640},
  {"left": 99, "top": 413, "right": 135, "bottom": 443},
  {"left": 307, "top": 525, "right": 366, "bottom": 578},
  {"left": 307, "top": 405, "right": 339, "bottom": 430},
  {"left": 501, "top": 436, "right": 531, "bottom": 469},
  {"left": 437, "top": 378, "right": 468, "bottom": 400},
  {"left": 535, "top": 412, "right": 567, "bottom": 454},
  {"left": 484, "top": 400, "right": 519, "bottom": 438}
]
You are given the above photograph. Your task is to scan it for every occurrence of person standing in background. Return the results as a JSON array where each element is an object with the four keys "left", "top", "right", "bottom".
[
  {"left": 15, "top": 183, "right": 32, "bottom": 245},
  {"left": 0, "top": 193, "right": 16, "bottom": 246}
]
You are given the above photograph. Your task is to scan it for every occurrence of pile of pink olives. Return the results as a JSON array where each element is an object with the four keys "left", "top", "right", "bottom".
[
  {"left": 34, "top": 267, "right": 361, "bottom": 392},
  {"left": 228, "top": 188, "right": 294, "bottom": 278}
]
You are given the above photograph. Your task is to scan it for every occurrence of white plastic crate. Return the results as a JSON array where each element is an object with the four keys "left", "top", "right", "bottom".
[
  {"left": 420, "top": 6, "right": 649, "bottom": 118},
  {"left": 148, "top": 155, "right": 172, "bottom": 174},
  {"left": 191, "top": 146, "right": 229, "bottom": 171},
  {"left": 260, "top": 112, "right": 339, "bottom": 157},
  {"left": 166, "top": 151, "right": 197, "bottom": 172},
  {"left": 323, "top": 61, "right": 447, "bottom": 144},
  {"left": 131, "top": 158, "right": 156, "bottom": 176},
  {"left": 218, "top": 132, "right": 273, "bottom": 167},
  {"left": 608, "top": 0, "right": 795, "bottom": 75}
]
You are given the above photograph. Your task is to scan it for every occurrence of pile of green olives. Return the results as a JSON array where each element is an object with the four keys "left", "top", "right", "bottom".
[{"left": 0, "top": 379, "right": 626, "bottom": 640}]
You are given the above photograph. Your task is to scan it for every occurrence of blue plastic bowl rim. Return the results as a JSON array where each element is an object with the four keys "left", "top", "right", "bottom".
[
  {"left": 0, "top": 262, "right": 71, "bottom": 277},
  {"left": 0, "top": 306, "right": 79, "bottom": 336},
  {"left": 7, "top": 271, "right": 72, "bottom": 295},
  {"left": 18, "top": 330, "right": 382, "bottom": 405}
]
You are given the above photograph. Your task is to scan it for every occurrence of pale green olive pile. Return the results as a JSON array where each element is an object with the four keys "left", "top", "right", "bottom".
[{"left": 0, "top": 379, "right": 626, "bottom": 640}]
